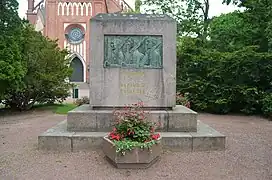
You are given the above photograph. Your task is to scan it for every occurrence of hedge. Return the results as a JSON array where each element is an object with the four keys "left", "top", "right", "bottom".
[{"left": 176, "top": 37, "right": 272, "bottom": 117}]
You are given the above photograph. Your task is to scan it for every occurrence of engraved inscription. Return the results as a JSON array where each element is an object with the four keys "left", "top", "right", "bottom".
[
  {"left": 104, "top": 35, "right": 162, "bottom": 69},
  {"left": 120, "top": 83, "right": 145, "bottom": 95},
  {"left": 119, "top": 71, "right": 146, "bottom": 96}
]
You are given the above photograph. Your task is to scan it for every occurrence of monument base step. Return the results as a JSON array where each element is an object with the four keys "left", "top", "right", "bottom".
[
  {"left": 67, "top": 105, "right": 197, "bottom": 132},
  {"left": 38, "top": 120, "right": 226, "bottom": 152}
]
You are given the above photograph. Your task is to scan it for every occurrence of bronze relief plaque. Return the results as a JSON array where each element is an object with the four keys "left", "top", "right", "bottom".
[{"left": 104, "top": 35, "right": 163, "bottom": 69}]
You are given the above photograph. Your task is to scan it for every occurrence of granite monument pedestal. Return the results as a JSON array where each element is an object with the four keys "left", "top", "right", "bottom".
[{"left": 38, "top": 13, "right": 225, "bottom": 153}]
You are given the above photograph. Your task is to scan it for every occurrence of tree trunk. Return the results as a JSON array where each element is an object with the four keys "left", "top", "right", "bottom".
[{"left": 202, "top": 0, "right": 210, "bottom": 40}]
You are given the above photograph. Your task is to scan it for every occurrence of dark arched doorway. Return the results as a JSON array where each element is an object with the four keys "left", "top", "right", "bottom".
[{"left": 69, "top": 57, "right": 84, "bottom": 82}]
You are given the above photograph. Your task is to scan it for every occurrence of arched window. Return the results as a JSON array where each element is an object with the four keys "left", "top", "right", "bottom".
[{"left": 69, "top": 57, "right": 84, "bottom": 82}]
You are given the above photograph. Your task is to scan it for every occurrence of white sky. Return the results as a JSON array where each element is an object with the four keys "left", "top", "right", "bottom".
[{"left": 18, "top": 0, "right": 240, "bottom": 19}]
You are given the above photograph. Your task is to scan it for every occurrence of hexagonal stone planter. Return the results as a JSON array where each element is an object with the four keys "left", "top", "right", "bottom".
[{"left": 102, "top": 136, "right": 162, "bottom": 169}]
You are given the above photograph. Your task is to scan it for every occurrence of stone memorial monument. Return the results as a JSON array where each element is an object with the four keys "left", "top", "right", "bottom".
[
  {"left": 89, "top": 14, "right": 175, "bottom": 109},
  {"left": 38, "top": 14, "right": 226, "bottom": 153}
]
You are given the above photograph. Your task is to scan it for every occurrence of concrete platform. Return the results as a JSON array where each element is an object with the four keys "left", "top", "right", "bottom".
[
  {"left": 67, "top": 105, "right": 197, "bottom": 132},
  {"left": 38, "top": 120, "right": 226, "bottom": 152}
]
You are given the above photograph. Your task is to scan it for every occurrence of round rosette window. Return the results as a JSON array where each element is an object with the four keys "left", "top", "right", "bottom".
[{"left": 65, "top": 25, "right": 85, "bottom": 44}]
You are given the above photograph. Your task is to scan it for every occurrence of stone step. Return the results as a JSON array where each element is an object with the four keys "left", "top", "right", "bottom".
[
  {"left": 67, "top": 105, "right": 198, "bottom": 132},
  {"left": 38, "top": 120, "right": 226, "bottom": 152}
]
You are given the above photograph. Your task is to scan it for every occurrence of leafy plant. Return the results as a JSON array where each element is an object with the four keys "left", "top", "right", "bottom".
[
  {"left": 142, "top": 0, "right": 211, "bottom": 38},
  {"left": 1, "top": 24, "right": 72, "bottom": 110},
  {"left": 177, "top": 36, "right": 272, "bottom": 115},
  {"left": 0, "top": 0, "right": 25, "bottom": 99},
  {"left": 261, "top": 93, "right": 272, "bottom": 120},
  {"left": 108, "top": 102, "right": 161, "bottom": 155}
]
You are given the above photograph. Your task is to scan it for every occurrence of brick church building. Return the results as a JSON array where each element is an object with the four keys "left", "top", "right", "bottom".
[{"left": 26, "top": 0, "right": 134, "bottom": 99}]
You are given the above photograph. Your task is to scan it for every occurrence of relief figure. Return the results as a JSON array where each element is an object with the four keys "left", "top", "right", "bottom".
[
  {"left": 121, "top": 38, "right": 144, "bottom": 66},
  {"left": 141, "top": 38, "right": 162, "bottom": 68},
  {"left": 108, "top": 41, "right": 122, "bottom": 65}
]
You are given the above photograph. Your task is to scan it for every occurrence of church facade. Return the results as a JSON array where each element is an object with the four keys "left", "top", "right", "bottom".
[{"left": 26, "top": 0, "right": 134, "bottom": 99}]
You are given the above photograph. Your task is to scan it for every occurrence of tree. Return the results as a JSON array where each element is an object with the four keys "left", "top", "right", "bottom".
[
  {"left": 3, "top": 24, "right": 73, "bottom": 110},
  {"left": 222, "top": 0, "right": 272, "bottom": 52},
  {"left": 142, "top": 0, "right": 210, "bottom": 39},
  {"left": 209, "top": 11, "right": 254, "bottom": 52},
  {"left": 0, "top": 0, "right": 26, "bottom": 99}
]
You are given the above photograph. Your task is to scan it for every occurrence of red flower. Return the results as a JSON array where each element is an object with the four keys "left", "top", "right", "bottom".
[
  {"left": 151, "top": 133, "right": 160, "bottom": 140},
  {"left": 116, "top": 134, "right": 121, "bottom": 140},
  {"left": 109, "top": 132, "right": 121, "bottom": 141}
]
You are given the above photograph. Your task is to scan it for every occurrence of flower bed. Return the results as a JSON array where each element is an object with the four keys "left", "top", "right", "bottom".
[{"left": 102, "top": 102, "right": 162, "bottom": 169}]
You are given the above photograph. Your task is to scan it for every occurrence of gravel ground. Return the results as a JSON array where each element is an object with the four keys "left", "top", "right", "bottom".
[{"left": 0, "top": 110, "right": 272, "bottom": 180}]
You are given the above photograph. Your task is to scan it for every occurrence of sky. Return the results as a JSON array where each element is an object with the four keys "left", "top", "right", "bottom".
[{"left": 18, "top": 0, "right": 240, "bottom": 19}]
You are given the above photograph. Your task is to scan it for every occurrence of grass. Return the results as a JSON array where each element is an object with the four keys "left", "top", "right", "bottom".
[{"left": 33, "top": 103, "right": 77, "bottom": 114}]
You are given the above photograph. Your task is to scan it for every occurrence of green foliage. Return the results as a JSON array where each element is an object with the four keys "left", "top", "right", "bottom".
[
  {"left": 222, "top": 0, "right": 272, "bottom": 52},
  {"left": 2, "top": 24, "right": 73, "bottom": 110},
  {"left": 108, "top": 102, "right": 160, "bottom": 154},
  {"left": 209, "top": 11, "right": 254, "bottom": 52},
  {"left": 113, "top": 139, "right": 157, "bottom": 155},
  {"left": 241, "top": 0, "right": 272, "bottom": 52},
  {"left": 0, "top": 1, "right": 72, "bottom": 111},
  {"left": 177, "top": 37, "right": 272, "bottom": 115},
  {"left": 177, "top": 1, "right": 272, "bottom": 117},
  {"left": 123, "top": 0, "right": 141, "bottom": 14},
  {"left": 135, "top": 0, "right": 141, "bottom": 13},
  {"left": 142, "top": 0, "right": 210, "bottom": 37},
  {"left": 0, "top": 0, "right": 25, "bottom": 98},
  {"left": 0, "top": 0, "right": 21, "bottom": 36},
  {"left": 261, "top": 93, "right": 272, "bottom": 120}
]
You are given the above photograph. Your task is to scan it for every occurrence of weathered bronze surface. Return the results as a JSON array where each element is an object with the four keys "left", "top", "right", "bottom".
[{"left": 104, "top": 35, "right": 162, "bottom": 69}]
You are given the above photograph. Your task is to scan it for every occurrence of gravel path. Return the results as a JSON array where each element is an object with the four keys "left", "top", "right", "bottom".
[{"left": 0, "top": 110, "right": 271, "bottom": 180}]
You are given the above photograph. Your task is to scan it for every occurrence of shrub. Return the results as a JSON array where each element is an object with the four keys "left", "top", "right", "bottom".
[
  {"left": 261, "top": 93, "right": 272, "bottom": 120},
  {"left": 1, "top": 24, "right": 72, "bottom": 110},
  {"left": 74, "top": 96, "right": 89, "bottom": 106},
  {"left": 177, "top": 37, "right": 272, "bottom": 115}
]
